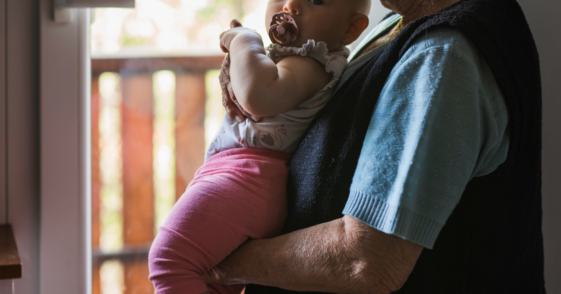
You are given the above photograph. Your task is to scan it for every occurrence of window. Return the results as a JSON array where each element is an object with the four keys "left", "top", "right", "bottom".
[
  {"left": 40, "top": 1, "right": 389, "bottom": 292},
  {"left": 89, "top": 1, "right": 265, "bottom": 293}
]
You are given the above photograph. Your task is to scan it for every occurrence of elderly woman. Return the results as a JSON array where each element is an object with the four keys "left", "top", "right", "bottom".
[{"left": 205, "top": 0, "right": 543, "bottom": 293}]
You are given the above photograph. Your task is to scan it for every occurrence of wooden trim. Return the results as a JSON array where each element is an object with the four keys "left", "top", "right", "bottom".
[
  {"left": 91, "top": 75, "right": 101, "bottom": 294},
  {"left": 175, "top": 73, "right": 206, "bottom": 200},
  {"left": 120, "top": 74, "right": 155, "bottom": 293},
  {"left": 55, "top": 0, "right": 135, "bottom": 8},
  {"left": 121, "top": 74, "right": 155, "bottom": 245},
  {"left": 0, "top": 225, "right": 21, "bottom": 280},
  {"left": 124, "top": 261, "right": 152, "bottom": 294},
  {"left": 0, "top": 0, "right": 7, "bottom": 225},
  {"left": 91, "top": 56, "right": 224, "bottom": 75},
  {"left": 92, "top": 245, "right": 150, "bottom": 266}
]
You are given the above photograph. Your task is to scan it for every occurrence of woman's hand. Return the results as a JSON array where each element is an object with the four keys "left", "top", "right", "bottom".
[{"left": 219, "top": 20, "right": 263, "bottom": 122}]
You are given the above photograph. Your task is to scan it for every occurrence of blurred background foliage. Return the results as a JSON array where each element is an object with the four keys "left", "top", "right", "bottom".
[{"left": 91, "top": 0, "right": 270, "bottom": 56}]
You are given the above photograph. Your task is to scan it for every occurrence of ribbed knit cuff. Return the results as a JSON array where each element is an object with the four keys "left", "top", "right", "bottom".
[{"left": 343, "top": 190, "right": 444, "bottom": 249}]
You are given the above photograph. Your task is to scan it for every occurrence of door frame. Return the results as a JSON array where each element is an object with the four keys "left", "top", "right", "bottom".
[{"left": 39, "top": 1, "right": 91, "bottom": 293}]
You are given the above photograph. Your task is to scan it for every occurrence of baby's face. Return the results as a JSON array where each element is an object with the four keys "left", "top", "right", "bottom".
[{"left": 266, "top": 0, "right": 355, "bottom": 51}]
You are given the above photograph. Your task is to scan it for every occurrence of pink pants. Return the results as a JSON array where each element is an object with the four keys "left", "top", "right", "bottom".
[{"left": 148, "top": 148, "right": 292, "bottom": 294}]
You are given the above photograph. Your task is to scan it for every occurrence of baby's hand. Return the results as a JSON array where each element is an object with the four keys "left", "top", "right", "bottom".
[
  {"left": 219, "top": 20, "right": 263, "bottom": 122},
  {"left": 220, "top": 53, "right": 263, "bottom": 123},
  {"left": 219, "top": 20, "right": 262, "bottom": 53}
]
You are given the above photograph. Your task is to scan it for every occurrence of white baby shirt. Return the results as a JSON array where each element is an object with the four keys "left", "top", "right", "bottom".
[{"left": 207, "top": 40, "right": 350, "bottom": 158}]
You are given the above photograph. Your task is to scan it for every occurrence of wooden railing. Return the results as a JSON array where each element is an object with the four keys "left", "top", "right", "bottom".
[{"left": 91, "top": 55, "right": 224, "bottom": 294}]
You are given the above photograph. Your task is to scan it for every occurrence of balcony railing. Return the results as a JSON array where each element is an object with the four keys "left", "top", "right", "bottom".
[{"left": 91, "top": 55, "right": 224, "bottom": 294}]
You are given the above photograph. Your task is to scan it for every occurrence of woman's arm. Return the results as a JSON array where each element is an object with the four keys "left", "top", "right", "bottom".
[
  {"left": 203, "top": 215, "right": 423, "bottom": 294},
  {"left": 220, "top": 22, "right": 331, "bottom": 117}
]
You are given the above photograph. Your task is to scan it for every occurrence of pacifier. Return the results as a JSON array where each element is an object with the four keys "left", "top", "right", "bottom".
[{"left": 268, "top": 12, "right": 299, "bottom": 46}]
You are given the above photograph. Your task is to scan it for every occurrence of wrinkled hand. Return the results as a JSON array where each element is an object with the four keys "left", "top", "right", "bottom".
[{"left": 219, "top": 20, "right": 262, "bottom": 123}]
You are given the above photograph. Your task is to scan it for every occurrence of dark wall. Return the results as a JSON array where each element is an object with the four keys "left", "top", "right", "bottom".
[
  {"left": 3, "top": 0, "right": 40, "bottom": 293},
  {"left": 517, "top": 0, "right": 561, "bottom": 292}
]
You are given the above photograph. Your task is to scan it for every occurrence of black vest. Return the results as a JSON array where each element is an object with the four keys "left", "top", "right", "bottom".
[{"left": 247, "top": 0, "right": 544, "bottom": 292}]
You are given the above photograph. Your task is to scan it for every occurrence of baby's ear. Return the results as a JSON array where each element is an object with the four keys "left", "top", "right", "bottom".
[{"left": 343, "top": 14, "right": 369, "bottom": 45}]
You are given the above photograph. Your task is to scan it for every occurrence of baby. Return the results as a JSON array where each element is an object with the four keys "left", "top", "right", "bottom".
[{"left": 148, "top": 1, "right": 370, "bottom": 293}]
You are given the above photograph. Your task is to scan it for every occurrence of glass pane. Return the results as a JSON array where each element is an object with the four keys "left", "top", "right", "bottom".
[{"left": 90, "top": 1, "right": 266, "bottom": 293}]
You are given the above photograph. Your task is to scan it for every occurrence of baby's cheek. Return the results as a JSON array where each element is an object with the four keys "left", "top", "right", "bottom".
[
  {"left": 323, "top": 23, "right": 348, "bottom": 45},
  {"left": 264, "top": 5, "right": 282, "bottom": 24},
  {"left": 306, "top": 27, "right": 335, "bottom": 45}
]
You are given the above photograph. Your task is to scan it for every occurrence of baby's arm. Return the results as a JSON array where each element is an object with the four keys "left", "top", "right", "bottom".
[{"left": 220, "top": 23, "right": 331, "bottom": 118}]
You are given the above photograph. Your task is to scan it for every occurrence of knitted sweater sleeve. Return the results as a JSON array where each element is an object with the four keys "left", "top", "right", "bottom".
[{"left": 343, "top": 28, "right": 510, "bottom": 249}]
